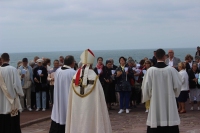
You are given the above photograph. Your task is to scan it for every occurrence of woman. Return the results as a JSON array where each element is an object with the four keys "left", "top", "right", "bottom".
[
  {"left": 178, "top": 62, "right": 189, "bottom": 113},
  {"left": 115, "top": 57, "right": 132, "bottom": 114},
  {"left": 143, "top": 60, "right": 152, "bottom": 113},
  {"left": 134, "top": 59, "right": 145, "bottom": 105},
  {"left": 188, "top": 63, "right": 200, "bottom": 110},
  {"left": 101, "top": 60, "right": 115, "bottom": 110},
  {"left": 47, "top": 60, "right": 59, "bottom": 105},
  {"left": 94, "top": 57, "right": 104, "bottom": 85},
  {"left": 127, "top": 59, "right": 137, "bottom": 108},
  {"left": 33, "top": 59, "right": 48, "bottom": 111}
]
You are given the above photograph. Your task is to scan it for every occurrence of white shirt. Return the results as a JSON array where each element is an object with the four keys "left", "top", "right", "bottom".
[
  {"left": 168, "top": 58, "right": 174, "bottom": 67},
  {"left": 189, "top": 62, "right": 192, "bottom": 68},
  {"left": 179, "top": 70, "right": 189, "bottom": 91}
]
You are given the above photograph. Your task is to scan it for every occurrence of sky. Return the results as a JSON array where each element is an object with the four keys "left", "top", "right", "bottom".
[{"left": 0, "top": 0, "right": 200, "bottom": 53}]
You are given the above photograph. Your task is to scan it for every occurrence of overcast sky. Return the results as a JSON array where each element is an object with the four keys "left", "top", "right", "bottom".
[{"left": 0, "top": 0, "right": 200, "bottom": 53}]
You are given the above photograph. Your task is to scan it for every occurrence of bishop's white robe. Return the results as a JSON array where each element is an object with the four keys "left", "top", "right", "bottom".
[
  {"left": 142, "top": 66, "right": 182, "bottom": 128},
  {"left": 65, "top": 69, "right": 112, "bottom": 133},
  {"left": 51, "top": 67, "right": 76, "bottom": 125}
]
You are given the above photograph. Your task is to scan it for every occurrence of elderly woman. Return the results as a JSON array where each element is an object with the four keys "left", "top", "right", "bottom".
[
  {"left": 143, "top": 60, "right": 152, "bottom": 113},
  {"left": 177, "top": 62, "right": 189, "bottom": 113},
  {"left": 48, "top": 60, "right": 59, "bottom": 105},
  {"left": 188, "top": 63, "right": 200, "bottom": 110},
  {"left": 101, "top": 60, "right": 115, "bottom": 110},
  {"left": 115, "top": 57, "right": 132, "bottom": 114},
  {"left": 33, "top": 59, "right": 48, "bottom": 111}
]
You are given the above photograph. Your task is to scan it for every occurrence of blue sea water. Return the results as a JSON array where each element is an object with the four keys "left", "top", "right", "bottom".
[{"left": 8, "top": 48, "right": 196, "bottom": 67}]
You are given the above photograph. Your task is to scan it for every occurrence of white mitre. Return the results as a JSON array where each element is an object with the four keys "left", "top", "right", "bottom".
[{"left": 75, "top": 49, "right": 95, "bottom": 86}]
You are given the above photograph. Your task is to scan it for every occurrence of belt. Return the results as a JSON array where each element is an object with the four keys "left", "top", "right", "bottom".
[{"left": 73, "top": 79, "right": 94, "bottom": 85}]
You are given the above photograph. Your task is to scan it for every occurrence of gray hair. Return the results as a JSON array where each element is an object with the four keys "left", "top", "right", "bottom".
[
  {"left": 29, "top": 60, "right": 35, "bottom": 68},
  {"left": 108, "top": 58, "right": 114, "bottom": 63},
  {"left": 128, "top": 59, "right": 135, "bottom": 65},
  {"left": 17, "top": 61, "right": 22, "bottom": 68}
]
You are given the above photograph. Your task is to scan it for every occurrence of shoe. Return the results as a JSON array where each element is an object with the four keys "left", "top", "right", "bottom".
[
  {"left": 126, "top": 109, "right": 129, "bottom": 114},
  {"left": 179, "top": 110, "right": 186, "bottom": 114},
  {"left": 118, "top": 109, "right": 124, "bottom": 114},
  {"left": 42, "top": 108, "right": 46, "bottom": 111},
  {"left": 190, "top": 107, "right": 194, "bottom": 111},
  {"left": 145, "top": 110, "right": 149, "bottom": 113},
  {"left": 198, "top": 107, "right": 200, "bottom": 111},
  {"left": 36, "top": 108, "right": 40, "bottom": 111},
  {"left": 28, "top": 108, "right": 32, "bottom": 111}
]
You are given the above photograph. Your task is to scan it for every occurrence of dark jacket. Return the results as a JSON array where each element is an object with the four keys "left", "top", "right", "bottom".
[
  {"left": 187, "top": 69, "right": 200, "bottom": 89},
  {"left": 94, "top": 66, "right": 105, "bottom": 85},
  {"left": 33, "top": 66, "right": 48, "bottom": 92},
  {"left": 115, "top": 66, "right": 132, "bottom": 92}
]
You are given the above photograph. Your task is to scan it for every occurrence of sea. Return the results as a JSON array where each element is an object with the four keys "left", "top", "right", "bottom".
[{"left": 8, "top": 48, "right": 196, "bottom": 67}]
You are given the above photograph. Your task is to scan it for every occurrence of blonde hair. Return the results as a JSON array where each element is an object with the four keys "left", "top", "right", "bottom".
[{"left": 178, "top": 62, "right": 186, "bottom": 70}]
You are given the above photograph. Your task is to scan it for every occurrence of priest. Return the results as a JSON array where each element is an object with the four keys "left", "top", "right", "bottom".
[
  {"left": 49, "top": 55, "right": 76, "bottom": 133},
  {"left": 65, "top": 49, "right": 112, "bottom": 133},
  {"left": 0, "top": 53, "right": 24, "bottom": 133},
  {"left": 142, "top": 49, "right": 182, "bottom": 133}
]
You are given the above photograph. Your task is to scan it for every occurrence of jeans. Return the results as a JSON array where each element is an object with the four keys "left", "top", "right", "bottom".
[
  {"left": 36, "top": 91, "right": 46, "bottom": 109},
  {"left": 119, "top": 91, "right": 130, "bottom": 109}
]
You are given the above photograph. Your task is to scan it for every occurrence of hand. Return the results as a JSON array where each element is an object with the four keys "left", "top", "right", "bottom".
[
  {"left": 126, "top": 71, "right": 128, "bottom": 74},
  {"left": 116, "top": 71, "right": 122, "bottom": 77},
  {"left": 34, "top": 78, "right": 39, "bottom": 83},
  {"left": 51, "top": 78, "right": 54, "bottom": 81},
  {"left": 194, "top": 78, "right": 198, "bottom": 82},
  {"left": 40, "top": 74, "right": 43, "bottom": 77},
  {"left": 21, "top": 74, "right": 25, "bottom": 78}
]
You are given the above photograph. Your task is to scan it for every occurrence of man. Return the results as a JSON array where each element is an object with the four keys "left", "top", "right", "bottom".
[
  {"left": 49, "top": 56, "right": 76, "bottom": 133},
  {"left": 165, "top": 50, "right": 181, "bottom": 69},
  {"left": 152, "top": 51, "right": 157, "bottom": 66},
  {"left": 0, "top": 57, "right": 2, "bottom": 66},
  {"left": 66, "top": 49, "right": 112, "bottom": 133},
  {"left": 195, "top": 46, "right": 200, "bottom": 56},
  {"left": 18, "top": 58, "right": 34, "bottom": 111},
  {"left": 142, "top": 49, "right": 182, "bottom": 133},
  {"left": 33, "top": 56, "right": 39, "bottom": 70},
  {"left": 59, "top": 56, "right": 64, "bottom": 66},
  {"left": 0, "top": 53, "right": 24, "bottom": 133}
]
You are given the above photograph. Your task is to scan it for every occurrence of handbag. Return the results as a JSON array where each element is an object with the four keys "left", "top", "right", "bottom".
[{"left": 115, "top": 80, "right": 131, "bottom": 92}]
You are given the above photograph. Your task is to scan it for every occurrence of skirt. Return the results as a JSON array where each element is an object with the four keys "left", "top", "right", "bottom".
[
  {"left": 49, "top": 120, "right": 65, "bottom": 133},
  {"left": 0, "top": 112, "right": 21, "bottom": 133},
  {"left": 147, "top": 125, "right": 179, "bottom": 133},
  {"left": 177, "top": 91, "right": 188, "bottom": 102}
]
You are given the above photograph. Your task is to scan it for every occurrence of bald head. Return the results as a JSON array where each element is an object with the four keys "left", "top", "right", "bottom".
[{"left": 168, "top": 50, "right": 174, "bottom": 59}]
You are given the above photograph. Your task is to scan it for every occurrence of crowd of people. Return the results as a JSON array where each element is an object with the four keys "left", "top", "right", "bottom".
[
  {"left": 0, "top": 48, "right": 200, "bottom": 113},
  {"left": 1, "top": 47, "right": 200, "bottom": 133}
]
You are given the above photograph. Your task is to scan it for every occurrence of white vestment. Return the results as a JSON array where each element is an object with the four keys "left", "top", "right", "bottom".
[
  {"left": 0, "top": 66, "right": 24, "bottom": 114},
  {"left": 65, "top": 69, "right": 112, "bottom": 133},
  {"left": 142, "top": 66, "right": 182, "bottom": 128},
  {"left": 51, "top": 67, "right": 76, "bottom": 125}
]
